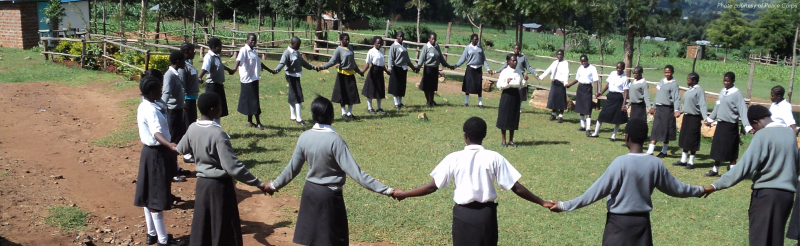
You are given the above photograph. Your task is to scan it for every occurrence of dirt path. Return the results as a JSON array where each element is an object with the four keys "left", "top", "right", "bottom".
[{"left": 0, "top": 82, "right": 388, "bottom": 246}]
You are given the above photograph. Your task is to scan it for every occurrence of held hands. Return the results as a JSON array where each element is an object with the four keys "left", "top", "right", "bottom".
[
  {"left": 595, "top": 92, "right": 603, "bottom": 98},
  {"left": 391, "top": 189, "right": 406, "bottom": 201},
  {"left": 702, "top": 186, "right": 715, "bottom": 198},
  {"left": 621, "top": 105, "right": 628, "bottom": 112},
  {"left": 748, "top": 129, "right": 755, "bottom": 134},
  {"left": 673, "top": 111, "right": 681, "bottom": 118},
  {"left": 523, "top": 74, "right": 529, "bottom": 81},
  {"left": 648, "top": 108, "right": 655, "bottom": 115},
  {"left": 167, "top": 142, "right": 178, "bottom": 152},
  {"left": 488, "top": 70, "right": 494, "bottom": 75},
  {"left": 545, "top": 201, "right": 561, "bottom": 212},
  {"left": 259, "top": 183, "right": 275, "bottom": 196}
]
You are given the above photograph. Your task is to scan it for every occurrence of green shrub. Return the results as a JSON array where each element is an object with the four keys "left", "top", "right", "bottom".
[
  {"left": 145, "top": 55, "right": 170, "bottom": 72},
  {"left": 389, "top": 25, "right": 433, "bottom": 44}
]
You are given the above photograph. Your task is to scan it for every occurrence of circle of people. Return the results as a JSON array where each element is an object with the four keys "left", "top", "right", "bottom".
[{"left": 135, "top": 30, "right": 800, "bottom": 246}]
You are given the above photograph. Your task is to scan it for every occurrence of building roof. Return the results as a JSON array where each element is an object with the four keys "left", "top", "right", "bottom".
[
  {"left": 522, "top": 23, "right": 541, "bottom": 29},
  {"left": 695, "top": 40, "right": 711, "bottom": 45}
]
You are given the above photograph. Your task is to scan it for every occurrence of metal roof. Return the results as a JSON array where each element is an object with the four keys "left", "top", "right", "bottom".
[{"left": 522, "top": 23, "right": 541, "bottom": 29}]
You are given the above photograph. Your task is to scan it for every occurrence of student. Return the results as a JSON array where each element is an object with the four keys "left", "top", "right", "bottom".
[
  {"left": 494, "top": 44, "right": 539, "bottom": 112},
  {"left": 415, "top": 32, "right": 454, "bottom": 107},
  {"left": 272, "top": 36, "right": 318, "bottom": 126},
  {"left": 394, "top": 116, "right": 553, "bottom": 246},
  {"left": 180, "top": 42, "right": 200, "bottom": 163},
  {"left": 566, "top": 55, "right": 599, "bottom": 135},
  {"left": 703, "top": 72, "right": 753, "bottom": 177},
  {"left": 263, "top": 96, "right": 399, "bottom": 246},
  {"left": 454, "top": 33, "right": 493, "bottom": 108},
  {"left": 627, "top": 66, "right": 652, "bottom": 122},
  {"left": 134, "top": 75, "right": 181, "bottom": 246},
  {"left": 769, "top": 85, "right": 799, "bottom": 134},
  {"left": 646, "top": 65, "right": 680, "bottom": 157},
  {"left": 589, "top": 62, "right": 629, "bottom": 141},
  {"left": 548, "top": 118, "right": 706, "bottom": 246},
  {"left": 538, "top": 49, "right": 569, "bottom": 123},
  {"left": 319, "top": 33, "right": 363, "bottom": 120},
  {"left": 162, "top": 51, "right": 192, "bottom": 182},
  {"left": 230, "top": 33, "right": 273, "bottom": 130},
  {"left": 177, "top": 92, "right": 271, "bottom": 246},
  {"left": 702, "top": 105, "right": 799, "bottom": 246},
  {"left": 387, "top": 31, "right": 417, "bottom": 109},
  {"left": 198, "top": 38, "right": 234, "bottom": 125},
  {"left": 672, "top": 72, "right": 707, "bottom": 170},
  {"left": 496, "top": 54, "right": 524, "bottom": 147},
  {"left": 360, "top": 36, "right": 390, "bottom": 115}
]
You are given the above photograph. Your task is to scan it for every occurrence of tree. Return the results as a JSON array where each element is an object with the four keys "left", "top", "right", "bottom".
[
  {"left": 751, "top": 1, "right": 800, "bottom": 57},
  {"left": 577, "top": 0, "right": 616, "bottom": 72},
  {"left": 706, "top": 0, "right": 750, "bottom": 62},
  {"left": 405, "top": 0, "right": 429, "bottom": 43},
  {"left": 41, "top": 0, "right": 66, "bottom": 31},
  {"left": 619, "top": 0, "right": 680, "bottom": 70},
  {"left": 450, "top": 0, "right": 515, "bottom": 43},
  {"left": 539, "top": 0, "right": 577, "bottom": 49}
]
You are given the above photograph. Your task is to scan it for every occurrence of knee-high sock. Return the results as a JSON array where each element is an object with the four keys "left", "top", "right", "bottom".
[
  {"left": 393, "top": 97, "right": 400, "bottom": 105},
  {"left": 580, "top": 115, "right": 586, "bottom": 128},
  {"left": 688, "top": 155, "right": 695, "bottom": 164},
  {"left": 681, "top": 152, "right": 688, "bottom": 162},
  {"left": 341, "top": 106, "right": 346, "bottom": 115},
  {"left": 478, "top": 97, "right": 483, "bottom": 105},
  {"left": 612, "top": 124, "right": 620, "bottom": 138},
  {"left": 661, "top": 143, "right": 669, "bottom": 154},
  {"left": 143, "top": 207, "right": 156, "bottom": 237},
  {"left": 295, "top": 104, "right": 303, "bottom": 121},
  {"left": 593, "top": 121, "right": 602, "bottom": 135},
  {"left": 376, "top": 99, "right": 382, "bottom": 110},
  {"left": 647, "top": 144, "right": 655, "bottom": 154},
  {"left": 149, "top": 209, "right": 168, "bottom": 244},
  {"left": 464, "top": 95, "right": 469, "bottom": 104},
  {"left": 586, "top": 117, "right": 592, "bottom": 130},
  {"left": 398, "top": 97, "right": 403, "bottom": 104},
  {"left": 289, "top": 105, "right": 297, "bottom": 120},
  {"left": 558, "top": 113, "right": 563, "bottom": 118},
  {"left": 366, "top": 99, "right": 373, "bottom": 110},
  {"left": 347, "top": 105, "right": 353, "bottom": 115}
]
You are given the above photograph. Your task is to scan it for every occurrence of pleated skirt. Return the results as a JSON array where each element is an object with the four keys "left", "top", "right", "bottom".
[
  {"left": 184, "top": 99, "right": 198, "bottom": 130},
  {"left": 362, "top": 66, "right": 386, "bottom": 99},
  {"left": 452, "top": 202, "right": 498, "bottom": 246},
  {"left": 650, "top": 105, "right": 677, "bottom": 142},
  {"left": 189, "top": 177, "right": 243, "bottom": 246},
  {"left": 678, "top": 114, "right": 703, "bottom": 151},
  {"left": 133, "top": 145, "right": 176, "bottom": 211},
  {"left": 602, "top": 212, "right": 653, "bottom": 246},
  {"left": 519, "top": 86, "right": 529, "bottom": 101},
  {"left": 574, "top": 83, "right": 594, "bottom": 115},
  {"left": 419, "top": 66, "right": 439, "bottom": 92},
  {"left": 237, "top": 81, "right": 261, "bottom": 115},
  {"left": 387, "top": 66, "right": 408, "bottom": 97},
  {"left": 462, "top": 66, "right": 483, "bottom": 94},
  {"left": 547, "top": 80, "right": 567, "bottom": 110},
  {"left": 786, "top": 182, "right": 800, "bottom": 240},
  {"left": 709, "top": 121, "right": 741, "bottom": 162},
  {"left": 168, "top": 109, "right": 186, "bottom": 144},
  {"left": 332, "top": 73, "right": 361, "bottom": 105},
  {"left": 598, "top": 92, "right": 628, "bottom": 124},
  {"left": 748, "top": 189, "right": 794, "bottom": 246},
  {"left": 629, "top": 102, "right": 648, "bottom": 122},
  {"left": 286, "top": 75, "right": 304, "bottom": 104},
  {"left": 496, "top": 88, "right": 521, "bottom": 130},
  {"left": 293, "top": 181, "right": 348, "bottom": 246},
  {"left": 205, "top": 83, "right": 228, "bottom": 117}
]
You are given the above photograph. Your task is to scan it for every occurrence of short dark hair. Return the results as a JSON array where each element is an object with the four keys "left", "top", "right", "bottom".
[
  {"left": 579, "top": 54, "right": 588, "bottom": 61},
  {"left": 724, "top": 71, "right": 736, "bottom": 81},
  {"left": 617, "top": 61, "right": 625, "bottom": 68},
  {"left": 180, "top": 42, "right": 194, "bottom": 54},
  {"left": 506, "top": 53, "right": 515, "bottom": 61},
  {"left": 247, "top": 33, "right": 257, "bottom": 41},
  {"left": 557, "top": 49, "right": 564, "bottom": 54},
  {"left": 291, "top": 36, "right": 301, "bottom": 45},
  {"left": 470, "top": 33, "right": 479, "bottom": 40},
  {"left": 688, "top": 72, "right": 700, "bottom": 83},
  {"left": 311, "top": 96, "right": 334, "bottom": 123},
  {"left": 339, "top": 32, "right": 349, "bottom": 40},
  {"left": 747, "top": 105, "right": 772, "bottom": 124},
  {"left": 139, "top": 75, "right": 162, "bottom": 97},
  {"left": 169, "top": 51, "right": 185, "bottom": 65},
  {"left": 428, "top": 32, "right": 437, "bottom": 39},
  {"left": 625, "top": 118, "right": 649, "bottom": 145},
  {"left": 664, "top": 65, "right": 674, "bottom": 72},
  {"left": 634, "top": 66, "right": 644, "bottom": 74},
  {"left": 373, "top": 36, "right": 383, "bottom": 44},
  {"left": 513, "top": 43, "right": 521, "bottom": 49},
  {"left": 197, "top": 92, "right": 221, "bottom": 116},
  {"left": 396, "top": 31, "right": 404, "bottom": 38},
  {"left": 208, "top": 38, "right": 222, "bottom": 48},
  {"left": 462, "top": 117, "right": 487, "bottom": 143},
  {"left": 772, "top": 85, "right": 786, "bottom": 97}
]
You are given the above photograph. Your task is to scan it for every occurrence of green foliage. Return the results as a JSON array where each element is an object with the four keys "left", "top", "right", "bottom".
[
  {"left": 43, "top": 206, "right": 89, "bottom": 232},
  {"left": 566, "top": 26, "right": 595, "bottom": 55},
  {"left": 147, "top": 55, "right": 171, "bottom": 73},
  {"left": 389, "top": 25, "right": 433, "bottom": 44},
  {"left": 706, "top": 0, "right": 751, "bottom": 53},
  {"left": 41, "top": 0, "right": 66, "bottom": 30},
  {"left": 750, "top": 1, "right": 800, "bottom": 57}
]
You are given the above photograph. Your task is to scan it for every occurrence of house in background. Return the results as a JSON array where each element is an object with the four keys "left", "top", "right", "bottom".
[
  {"left": 522, "top": 23, "right": 541, "bottom": 33},
  {"left": 37, "top": 0, "right": 90, "bottom": 31},
  {"left": 0, "top": 0, "right": 88, "bottom": 49}
]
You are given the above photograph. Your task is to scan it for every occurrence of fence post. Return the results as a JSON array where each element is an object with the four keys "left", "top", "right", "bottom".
[
  {"left": 102, "top": 3, "right": 106, "bottom": 35},
  {"left": 444, "top": 22, "right": 452, "bottom": 59},
  {"left": 43, "top": 39, "right": 49, "bottom": 61},
  {"left": 747, "top": 61, "right": 755, "bottom": 101},
  {"left": 144, "top": 50, "right": 151, "bottom": 71},
  {"left": 80, "top": 37, "right": 87, "bottom": 68},
  {"left": 103, "top": 41, "right": 107, "bottom": 70}
]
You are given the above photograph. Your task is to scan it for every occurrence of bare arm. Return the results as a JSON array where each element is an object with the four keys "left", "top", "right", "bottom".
[
  {"left": 396, "top": 180, "right": 438, "bottom": 199},
  {"left": 510, "top": 182, "right": 549, "bottom": 207}
]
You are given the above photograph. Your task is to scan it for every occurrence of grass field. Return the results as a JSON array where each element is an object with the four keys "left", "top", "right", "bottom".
[{"left": 3, "top": 41, "right": 792, "bottom": 245}]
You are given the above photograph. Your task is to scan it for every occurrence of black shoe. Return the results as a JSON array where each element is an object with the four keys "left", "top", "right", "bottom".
[
  {"left": 432, "top": 101, "right": 438, "bottom": 106},
  {"left": 426, "top": 102, "right": 433, "bottom": 107},
  {"left": 508, "top": 142, "right": 517, "bottom": 148},
  {"left": 169, "top": 194, "right": 182, "bottom": 203},
  {"left": 172, "top": 176, "right": 186, "bottom": 182},
  {"left": 620, "top": 143, "right": 627, "bottom": 147},
  {"left": 297, "top": 120, "right": 307, "bottom": 126},
  {"left": 342, "top": 114, "right": 349, "bottom": 120},
  {"left": 256, "top": 124, "right": 264, "bottom": 130},
  {"left": 367, "top": 109, "right": 376, "bottom": 114},
  {"left": 349, "top": 114, "right": 358, "bottom": 121},
  {"left": 177, "top": 168, "right": 191, "bottom": 176},
  {"left": 501, "top": 141, "right": 507, "bottom": 148},
  {"left": 549, "top": 115, "right": 556, "bottom": 121},
  {"left": 685, "top": 164, "right": 695, "bottom": 170},
  {"left": 377, "top": 109, "right": 387, "bottom": 115},
  {"left": 672, "top": 161, "right": 687, "bottom": 166},
  {"left": 577, "top": 127, "right": 586, "bottom": 132},
  {"left": 147, "top": 234, "right": 173, "bottom": 245},
  {"left": 656, "top": 152, "right": 667, "bottom": 158},
  {"left": 557, "top": 117, "right": 563, "bottom": 123},
  {"left": 586, "top": 131, "right": 592, "bottom": 137},
  {"left": 704, "top": 170, "right": 719, "bottom": 177},
  {"left": 587, "top": 134, "right": 598, "bottom": 138},
  {"left": 609, "top": 137, "right": 616, "bottom": 142},
  {"left": 182, "top": 157, "right": 195, "bottom": 163},
  {"left": 246, "top": 122, "right": 255, "bottom": 128},
  {"left": 464, "top": 103, "right": 469, "bottom": 107},
  {"left": 400, "top": 104, "right": 407, "bottom": 109},
  {"left": 394, "top": 105, "right": 401, "bottom": 109},
  {"left": 478, "top": 105, "right": 484, "bottom": 109}
]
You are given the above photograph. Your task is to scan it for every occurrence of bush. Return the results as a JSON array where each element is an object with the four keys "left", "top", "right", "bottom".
[
  {"left": 146, "top": 55, "right": 170, "bottom": 73},
  {"left": 599, "top": 39, "right": 616, "bottom": 55},
  {"left": 389, "top": 25, "right": 433, "bottom": 44}
]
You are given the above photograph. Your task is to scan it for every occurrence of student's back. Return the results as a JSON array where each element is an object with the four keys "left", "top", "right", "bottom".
[{"left": 432, "top": 145, "right": 519, "bottom": 204}]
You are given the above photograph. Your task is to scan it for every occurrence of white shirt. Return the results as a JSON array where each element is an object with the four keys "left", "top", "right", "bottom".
[
  {"left": 285, "top": 46, "right": 302, "bottom": 77},
  {"left": 606, "top": 71, "right": 630, "bottom": 93},
  {"left": 365, "top": 47, "right": 385, "bottom": 67},
  {"left": 429, "top": 145, "right": 522, "bottom": 205},
  {"left": 770, "top": 99, "right": 796, "bottom": 127},
  {"left": 137, "top": 98, "right": 171, "bottom": 146},
  {"left": 575, "top": 64, "right": 599, "bottom": 84},
  {"left": 538, "top": 60, "right": 569, "bottom": 84},
  {"left": 236, "top": 45, "right": 261, "bottom": 83},
  {"left": 496, "top": 67, "right": 523, "bottom": 90},
  {"left": 201, "top": 50, "right": 220, "bottom": 74}
]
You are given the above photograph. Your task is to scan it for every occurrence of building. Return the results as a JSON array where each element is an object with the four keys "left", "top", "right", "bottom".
[
  {"left": 0, "top": 0, "right": 89, "bottom": 49},
  {"left": 522, "top": 23, "right": 541, "bottom": 32}
]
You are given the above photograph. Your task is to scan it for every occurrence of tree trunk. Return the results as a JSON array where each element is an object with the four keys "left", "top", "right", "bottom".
[
  {"left": 233, "top": 9, "right": 236, "bottom": 30},
  {"left": 636, "top": 34, "right": 642, "bottom": 67},
  {"left": 724, "top": 48, "right": 728, "bottom": 63},
  {"left": 257, "top": 1, "right": 261, "bottom": 32},
  {"left": 789, "top": 24, "right": 799, "bottom": 102},
  {"left": 416, "top": 2, "right": 421, "bottom": 43},
  {"left": 119, "top": 0, "right": 123, "bottom": 38},
  {"left": 598, "top": 33, "right": 604, "bottom": 75},
  {"left": 315, "top": 0, "right": 323, "bottom": 39},
  {"left": 212, "top": 5, "right": 216, "bottom": 36},
  {"left": 337, "top": 0, "right": 342, "bottom": 33},
  {"left": 192, "top": 0, "right": 196, "bottom": 43},
  {"left": 102, "top": 3, "right": 106, "bottom": 35},
  {"left": 140, "top": 0, "right": 146, "bottom": 40},
  {"left": 623, "top": 23, "right": 635, "bottom": 71},
  {"left": 478, "top": 23, "right": 483, "bottom": 45},
  {"left": 155, "top": 10, "right": 161, "bottom": 44},
  {"left": 271, "top": 13, "right": 275, "bottom": 46}
]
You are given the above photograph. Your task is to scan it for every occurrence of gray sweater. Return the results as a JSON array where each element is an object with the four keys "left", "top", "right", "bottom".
[
  {"left": 176, "top": 121, "right": 264, "bottom": 188},
  {"left": 320, "top": 45, "right": 358, "bottom": 71},
  {"left": 494, "top": 54, "right": 538, "bottom": 77},
  {"left": 680, "top": 85, "right": 708, "bottom": 119},
  {"left": 269, "top": 127, "right": 393, "bottom": 195},
  {"left": 387, "top": 42, "right": 412, "bottom": 70},
  {"left": 454, "top": 44, "right": 490, "bottom": 71},
  {"left": 273, "top": 48, "right": 316, "bottom": 74},
  {"left": 654, "top": 78, "right": 680, "bottom": 111},
  {"left": 182, "top": 61, "right": 200, "bottom": 96},
  {"left": 627, "top": 79, "right": 652, "bottom": 108},
  {"left": 202, "top": 52, "right": 226, "bottom": 84},
  {"left": 161, "top": 67, "right": 185, "bottom": 110},
  {"left": 709, "top": 87, "right": 750, "bottom": 128},
  {"left": 416, "top": 43, "right": 451, "bottom": 69},
  {"left": 559, "top": 153, "right": 704, "bottom": 214},
  {"left": 712, "top": 124, "right": 799, "bottom": 192}
]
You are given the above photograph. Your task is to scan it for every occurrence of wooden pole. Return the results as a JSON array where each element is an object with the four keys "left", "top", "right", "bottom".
[
  {"left": 789, "top": 24, "right": 799, "bottom": 103},
  {"left": 257, "top": 0, "right": 261, "bottom": 32},
  {"left": 43, "top": 40, "right": 49, "bottom": 60},
  {"left": 144, "top": 50, "right": 151, "bottom": 70},
  {"left": 140, "top": 0, "right": 146, "bottom": 41},
  {"left": 384, "top": 20, "right": 390, "bottom": 37},
  {"left": 192, "top": 0, "right": 196, "bottom": 43},
  {"left": 747, "top": 61, "right": 755, "bottom": 100},
  {"left": 291, "top": 15, "right": 294, "bottom": 37},
  {"left": 271, "top": 12, "right": 275, "bottom": 46},
  {"left": 102, "top": 3, "right": 106, "bottom": 35},
  {"left": 103, "top": 41, "right": 107, "bottom": 70},
  {"left": 119, "top": 0, "right": 123, "bottom": 38},
  {"left": 212, "top": 5, "right": 216, "bottom": 37},
  {"left": 444, "top": 22, "right": 452, "bottom": 59},
  {"left": 80, "top": 37, "right": 86, "bottom": 68},
  {"left": 155, "top": 9, "right": 161, "bottom": 44},
  {"left": 233, "top": 9, "right": 236, "bottom": 30}
]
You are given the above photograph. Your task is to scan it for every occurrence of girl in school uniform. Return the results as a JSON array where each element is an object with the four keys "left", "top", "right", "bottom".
[
  {"left": 646, "top": 65, "right": 680, "bottom": 158},
  {"left": 627, "top": 66, "right": 652, "bottom": 122},
  {"left": 360, "top": 36, "right": 390, "bottom": 115},
  {"left": 454, "top": 33, "right": 493, "bottom": 108},
  {"left": 319, "top": 33, "right": 363, "bottom": 120},
  {"left": 415, "top": 32, "right": 454, "bottom": 107},
  {"left": 589, "top": 62, "right": 629, "bottom": 141},
  {"left": 703, "top": 72, "right": 753, "bottom": 177},
  {"left": 387, "top": 31, "right": 417, "bottom": 109},
  {"left": 565, "top": 55, "right": 599, "bottom": 135},
  {"left": 538, "top": 49, "right": 570, "bottom": 123},
  {"left": 177, "top": 92, "right": 271, "bottom": 246},
  {"left": 262, "top": 96, "right": 399, "bottom": 246},
  {"left": 494, "top": 44, "right": 539, "bottom": 112},
  {"left": 134, "top": 75, "right": 181, "bottom": 246},
  {"left": 672, "top": 72, "right": 707, "bottom": 170},
  {"left": 180, "top": 42, "right": 200, "bottom": 164},
  {"left": 271, "top": 36, "right": 318, "bottom": 127},
  {"left": 197, "top": 38, "right": 234, "bottom": 125},
  {"left": 230, "top": 33, "right": 274, "bottom": 130},
  {"left": 496, "top": 54, "right": 524, "bottom": 148},
  {"left": 768, "top": 85, "right": 799, "bottom": 133},
  {"left": 162, "top": 51, "right": 192, "bottom": 182},
  {"left": 703, "top": 105, "right": 799, "bottom": 246}
]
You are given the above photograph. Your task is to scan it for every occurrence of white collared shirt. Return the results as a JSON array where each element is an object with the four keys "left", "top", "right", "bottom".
[
  {"left": 137, "top": 98, "right": 171, "bottom": 146},
  {"left": 633, "top": 78, "right": 646, "bottom": 84},
  {"left": 236, "top": 45, "right": 261, "bottom": 83},
  {"left": 538, "top": 60, "right": 570, "bottom": 84},
  {"left": 426, "top": 42, "right": 434, "bottom": 48},
  {"left": 575, "top": 64, "right": 599, "bottom": 84},
  {"left": 201, "top": 50, "right": 220, "bottom": 73},
  {"left": 285, "top": 46, "right": 302, "bottom": 77},
  {"left": 770, "top": 99, "right": 796, "bottom": 127},
  {"left": 312, "top": 123, "right": 337, "bottom": 133},
  {"left": 429, "top": 145, "right": 522, "bottom": 205},
  {"left": 365, "top": 47, "right": 385, "bottom": 67},
  {"left": 606, "top": 71, "right": 630, "bottom": 93}
]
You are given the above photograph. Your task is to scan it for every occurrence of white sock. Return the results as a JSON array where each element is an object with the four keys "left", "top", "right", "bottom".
[
  {"left": 586, "top": 118, "right": 592, "bottom": 131},
  {"left": 213, "top": 118, "right": 221, "bottom": 125},
  {"left": 681, "top": 152, "right": 688, "bottom": 163},
  {"left": 393, "top": 97, "right": 400, "bottom": 105},
  {"left": 149, "top": 209, "right": 168, "bottom": 244},
  {"left": 341, "top": 106, "right": 346, "bottom": 115},
  {"left": 289, "top": 105, "right": 297, "bottom": 120},
  {"left": 398, "top": 97, "right": 403, "bottom": 104},
  {"left": 729, "top": 165, "right": 735, "bottom": 170},
  {"left": 143, "top": 207, "right": 156, "bottom": 237},
  {"left": 367, "top": 100, "right": 374, "bottom": 110},
  {"left": 558, "top": 114, "right": 563, "bottom": 118},
  {"left": 376, "top": 99, "right": 382, "bottom": 110},
  {"left": 347, "top": 105, "right": 353, "bottom": 115},
  {"left": 647, "top": 144, "right": 655, "bottom": 154},
  {"left": 580, "top": 115, "right": 586, "bottom": 128},
  {"left": 294, "top": 104, "right": 303, "bottom": 121},
  {"left": 661, "top": 143, "right": 669, "bottom": 154},
  {"left": 712, "top": 166, "right": 719, "bottom": 172},
  {"left": 478, "top": 97, "right": 483, "bottom": 105},
  {"left": 552, "top": 112, "right": 557, "bottom": 116},
  {"left": 688, "top": 155, "right": 695, "bottom": 165},
  {"left": 612, "top": 124, "right": 620, "bottom": 138},
  {"left": 183, "top": 153, "right": 192, "bottom": 159},
  {"left": 465, "top": 95, "right": 470, "bottom": 104},
  {"left": 593, "top": 121, "right": 602, "bottom": 135}
]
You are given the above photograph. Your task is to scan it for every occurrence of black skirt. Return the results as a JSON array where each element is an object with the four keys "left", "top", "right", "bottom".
[
  {"left": 133, "top": 145, "right": 177, "bottom": 211},
  {"left": 286, "top": 75, "right": 304, "bottom": 104},
  {"left": 332, "top": 73, "right": 361, "bottom": 105},
  {"left": 629, "top": 102, "right": 647, "bottom": 122},
  {"left": 598, "top": 92, "right": 628, "bottom": 124},
  {"left": 602, "top": 212, "right": 653, "bottom": 246},
  {"left": 362, "top": 66, "right": 386, "bottom": 99},
  {"left": 462, "top": 66, "right": 483, "bottom": 94},
  {"left": 678, "top": 114, "right": 703, "bottom": 151},
  {"left": 387, "top": 66, "right": 408, "bottom": 97},
  {"left": 496, "top": 88, "right": 521, "bottom": 130},
  {"left": 168, "top": 109, "right": 186, "bottom": 144},
  {"left": 650, "top": 105, "right": 677, "bottom": 142},
  {"left": 519, "top": 86, "right": 529, "bottom": 101},
  {"left": 786, "top": 182, "right": 800, "bottom": 240},
  {"left": 709, "top": 121, "right": 741, "bottom": 162},
  {"left": 419, "top": 66, "right": 439, "bottom": 92},
  {"left": 184, "top": 99, "right": 198, "bottom": 130},
  {"left": 237, "top": 81, "right": 261, "bottom": 115},
  {"left": 205, "top": 83, "right": 228, "bottom": 117},
  {"left": 189, "top": 177, "right": 243, "bottom": 246},
  {"left": 574, "top": 83, "right": 594, "bottom": 115},
  {"left": 293, "top": 181, "right": 348, "bottom": 246},
  {"left": 452, "top": 202, "right": 498, "bottom": 246},
  {"left": 547, "top": 80, "right": 567, "bottom": 111},
  {"left": 748, "top": 189, "right": 794, "bottom": 246}
]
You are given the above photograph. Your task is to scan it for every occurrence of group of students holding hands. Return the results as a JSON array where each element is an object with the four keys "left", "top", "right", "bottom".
[{"left": 135, "top": 30, "right": 799, "bottom": 246}]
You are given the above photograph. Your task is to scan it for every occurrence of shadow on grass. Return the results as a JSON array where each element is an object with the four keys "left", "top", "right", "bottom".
[
  {"left": 0, "top": 236, "right": 22, "bottom": 246},
  {"left": 514, "top": 140, "right": 570, "bottom": 146},
  {"left": 229, "top": 125, "right": 306, "bottom": 139},
  {"left": 171, "top": 199, "right": 195, "bottom": 210},
  {"left": 241, "top": 159, "right": 283, "bottom": 169},
  {"left": 236, "top": 186, "right": 269, "bottom": 204},
  {"left": 241, "top": 220, "right": 294, "bottom": 246}
]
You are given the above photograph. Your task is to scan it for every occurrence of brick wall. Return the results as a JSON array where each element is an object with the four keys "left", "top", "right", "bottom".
[{"left": 0, "top": 2, "right": 40, "bottom": 49}]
